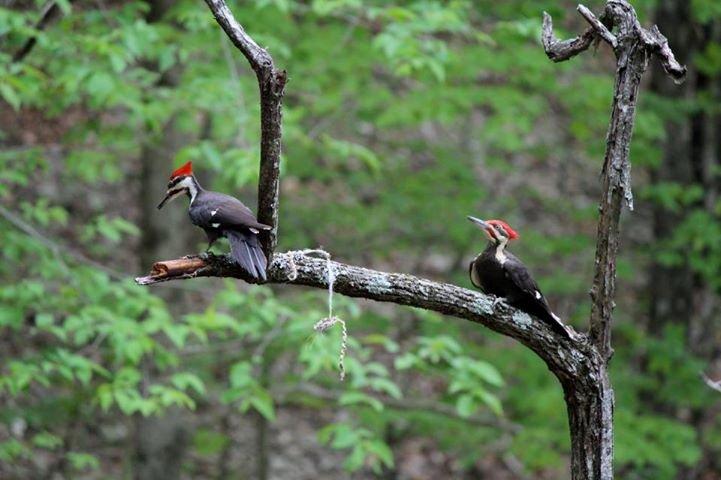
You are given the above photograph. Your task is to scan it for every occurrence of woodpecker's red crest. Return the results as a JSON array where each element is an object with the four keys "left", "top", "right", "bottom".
[
  {"left": 170, "top": 161, "right": 193, "bottom": 179},
  {"left": 487, "top": 220, "right": 519, "bottom": 240}
]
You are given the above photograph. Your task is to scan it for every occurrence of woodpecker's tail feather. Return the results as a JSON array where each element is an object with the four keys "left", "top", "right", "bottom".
[
  {"left": 546, "top": 312, "right": 572, "bottom": 340},
  {"left": 226, "top": 230, "right": 267, "bottom": 281}
]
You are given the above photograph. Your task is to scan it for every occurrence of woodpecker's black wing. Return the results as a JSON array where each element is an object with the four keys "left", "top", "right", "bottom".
[
  {"left": 197, "top": 193, "right": 271, "bottom": 232},
  {"left": 189, "top": 192, "right": 270, "bottom": 280},
  {"left": 502, "top": 253, "right": 570, "bottom": 338}
]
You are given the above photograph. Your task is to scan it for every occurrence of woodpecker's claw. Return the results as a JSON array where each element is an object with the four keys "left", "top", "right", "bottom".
[
  {"left": 491, "top": 297, "right": 505, "bottom": 310},
  {"left": 199, "top": 251, "right": 216, "bottom": 261}
]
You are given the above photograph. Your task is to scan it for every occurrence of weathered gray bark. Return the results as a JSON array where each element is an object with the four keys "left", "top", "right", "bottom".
[
  {"left": 543, "top": 2, "right": 684, "bottom": 479},
  {"left": 136, "top": 1, "right": 685, "bottom": 479}
]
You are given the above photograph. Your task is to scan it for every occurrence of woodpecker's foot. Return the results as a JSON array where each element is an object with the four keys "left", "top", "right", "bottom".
[
  {"left": 491, "top": 297, "right": 505, "bottom": 310},
  {"left": 199, "top": 251, "right": 217, "bottom": 261}
]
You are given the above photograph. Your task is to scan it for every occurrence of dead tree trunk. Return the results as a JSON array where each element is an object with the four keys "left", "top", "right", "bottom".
[
  {"left": 136, "top": 1, "right": 685, "bottom": 479},
  {"left": 543, "top": 2, "right": 684, "bottom": 478}
]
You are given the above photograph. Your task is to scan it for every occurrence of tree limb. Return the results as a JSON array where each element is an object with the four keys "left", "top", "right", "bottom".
[
  {"left": 11, "top": 0, "right": 66, "bottom": 63},
  {"left": 135, "top": 251, "right": 590, "bottom": 380},
  {"left": 544, "top": 0, "right": 686, "bottom": 360},
  {"left": 204, "top": 0, "right": 286, "bottom": 259},
  {"left": 577, "top": 5, "right": 617, "bottom": 48},
  {"left": 541, "top": 12, "right": 595, "bottom": 62}
]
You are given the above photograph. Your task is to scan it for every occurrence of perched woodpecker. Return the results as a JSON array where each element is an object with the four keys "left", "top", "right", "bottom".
[
  {"left": 467, "top": 216, "right": 571, "bottom": 339},
  {"left": 157, "top": 161, "right": 271, "bottom": 280}
]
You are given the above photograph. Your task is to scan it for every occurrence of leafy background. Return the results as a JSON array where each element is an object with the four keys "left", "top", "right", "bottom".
[{"left": 1, "top": 0, "right": 720, "bottom": 478}]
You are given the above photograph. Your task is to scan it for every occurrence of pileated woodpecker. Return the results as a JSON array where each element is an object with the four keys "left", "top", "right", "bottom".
[
  {"left": 157, "top": 161, "right": 271, "bottom": 280},
  {"left": 468, "top": 216, "right": 571, "bottom": 339}
]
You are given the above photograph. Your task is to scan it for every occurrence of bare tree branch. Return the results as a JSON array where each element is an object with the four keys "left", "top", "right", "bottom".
[
  {"left": 11, "top": 0, "right": 67, "bottom": 63},
  {"left": 541, "top": 12, "right": 595, "bottom": 62},
  {"left": 135, "top": 252, "right": 590, "bottom": 378},
  {"left": 577, "top": 5, "right": 617, "bottom": 48},
  {"left": 204, "top": 0, "right": 286, "bottom": 259}
]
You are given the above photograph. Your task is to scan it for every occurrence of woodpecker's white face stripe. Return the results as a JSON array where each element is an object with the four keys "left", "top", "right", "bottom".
[
  {"left": 495, "top": 236, "right": 508, "bottom": 264},
  {"left": 163, "top": 176, "right": 199, "bottom": 207},
  {"left": 174, "top": 176, "right": 198, "bottom": 205},
  {"left": 211, "top": 223, "right": 220, "bottom": 228},
  {"left": 211, "top": 209, "right": 218, "bottom": 216},
  {"left": 535, "top": 290, "right": 542, "bottom": 300}
]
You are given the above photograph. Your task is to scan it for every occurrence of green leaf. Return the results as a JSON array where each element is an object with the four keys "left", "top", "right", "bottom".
[
  {"left": 32, "top": 432, "right": 63, "bottom": 450},
  {"left": 67, "top": 452, "right": 99, "bottom": 471},
  {"left": 339, "top": 391, "right": 384, "bottom": 412},
  {"left": 0, "top": 84, "right": 20, "bottom": 111},
  {"left": 455, "top": 394, "right": 476, "bottom": 418}
]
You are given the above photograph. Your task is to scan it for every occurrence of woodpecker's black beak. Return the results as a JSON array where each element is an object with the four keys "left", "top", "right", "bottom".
[
  {"left": 467, "top": 216, "right": 490, "bottom": 230},
  {"left": 158, "top": 188, "right": 183, "bottom": 210},
  {"left": 157, "top": 192, "right": 172, "bottom": 210}
]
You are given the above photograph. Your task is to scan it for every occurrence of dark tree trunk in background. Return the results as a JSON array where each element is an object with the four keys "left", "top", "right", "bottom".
[
  {"left": 134, "top": 118, "right": 192, "bottom": 480},
  {"left": 133, "top": 2, "right": 193, "bottom": 479},
  {"left": 648, "top": 0, "right": 695, "bottom": 335},
  {"left": 650, "top": 1, "right": 721, "bottom": 477},
  {"left": 648, "top": 0, "right": 721, "bottom": 357}
]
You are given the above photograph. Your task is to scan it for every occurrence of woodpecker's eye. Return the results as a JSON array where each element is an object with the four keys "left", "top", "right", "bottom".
[{"left": 495, "top": 225, "right": 507, "bottom": 237}]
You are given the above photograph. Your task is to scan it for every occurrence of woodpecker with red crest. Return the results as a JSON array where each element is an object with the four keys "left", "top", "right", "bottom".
[
  {"left": 468, "top": 216, "right": 571, "bottom": 339},
  {"left": 157, "top": 161, "right": 271, "bottom": 280}
]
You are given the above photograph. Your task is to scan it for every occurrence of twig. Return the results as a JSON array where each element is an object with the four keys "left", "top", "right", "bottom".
[
  {"left": 577, "top": 5, "right": 617, "bottom": 48},
  {"left": 12, "top": 0, "right": 67, "bottom": 63},
  {"left": 541, "top": 12, "right": 595, "bottom": 62}
]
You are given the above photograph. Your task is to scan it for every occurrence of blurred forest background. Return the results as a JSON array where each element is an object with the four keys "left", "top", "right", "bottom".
[{"left": 1, "top": 0, "right": 720, "bottom": 478}]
